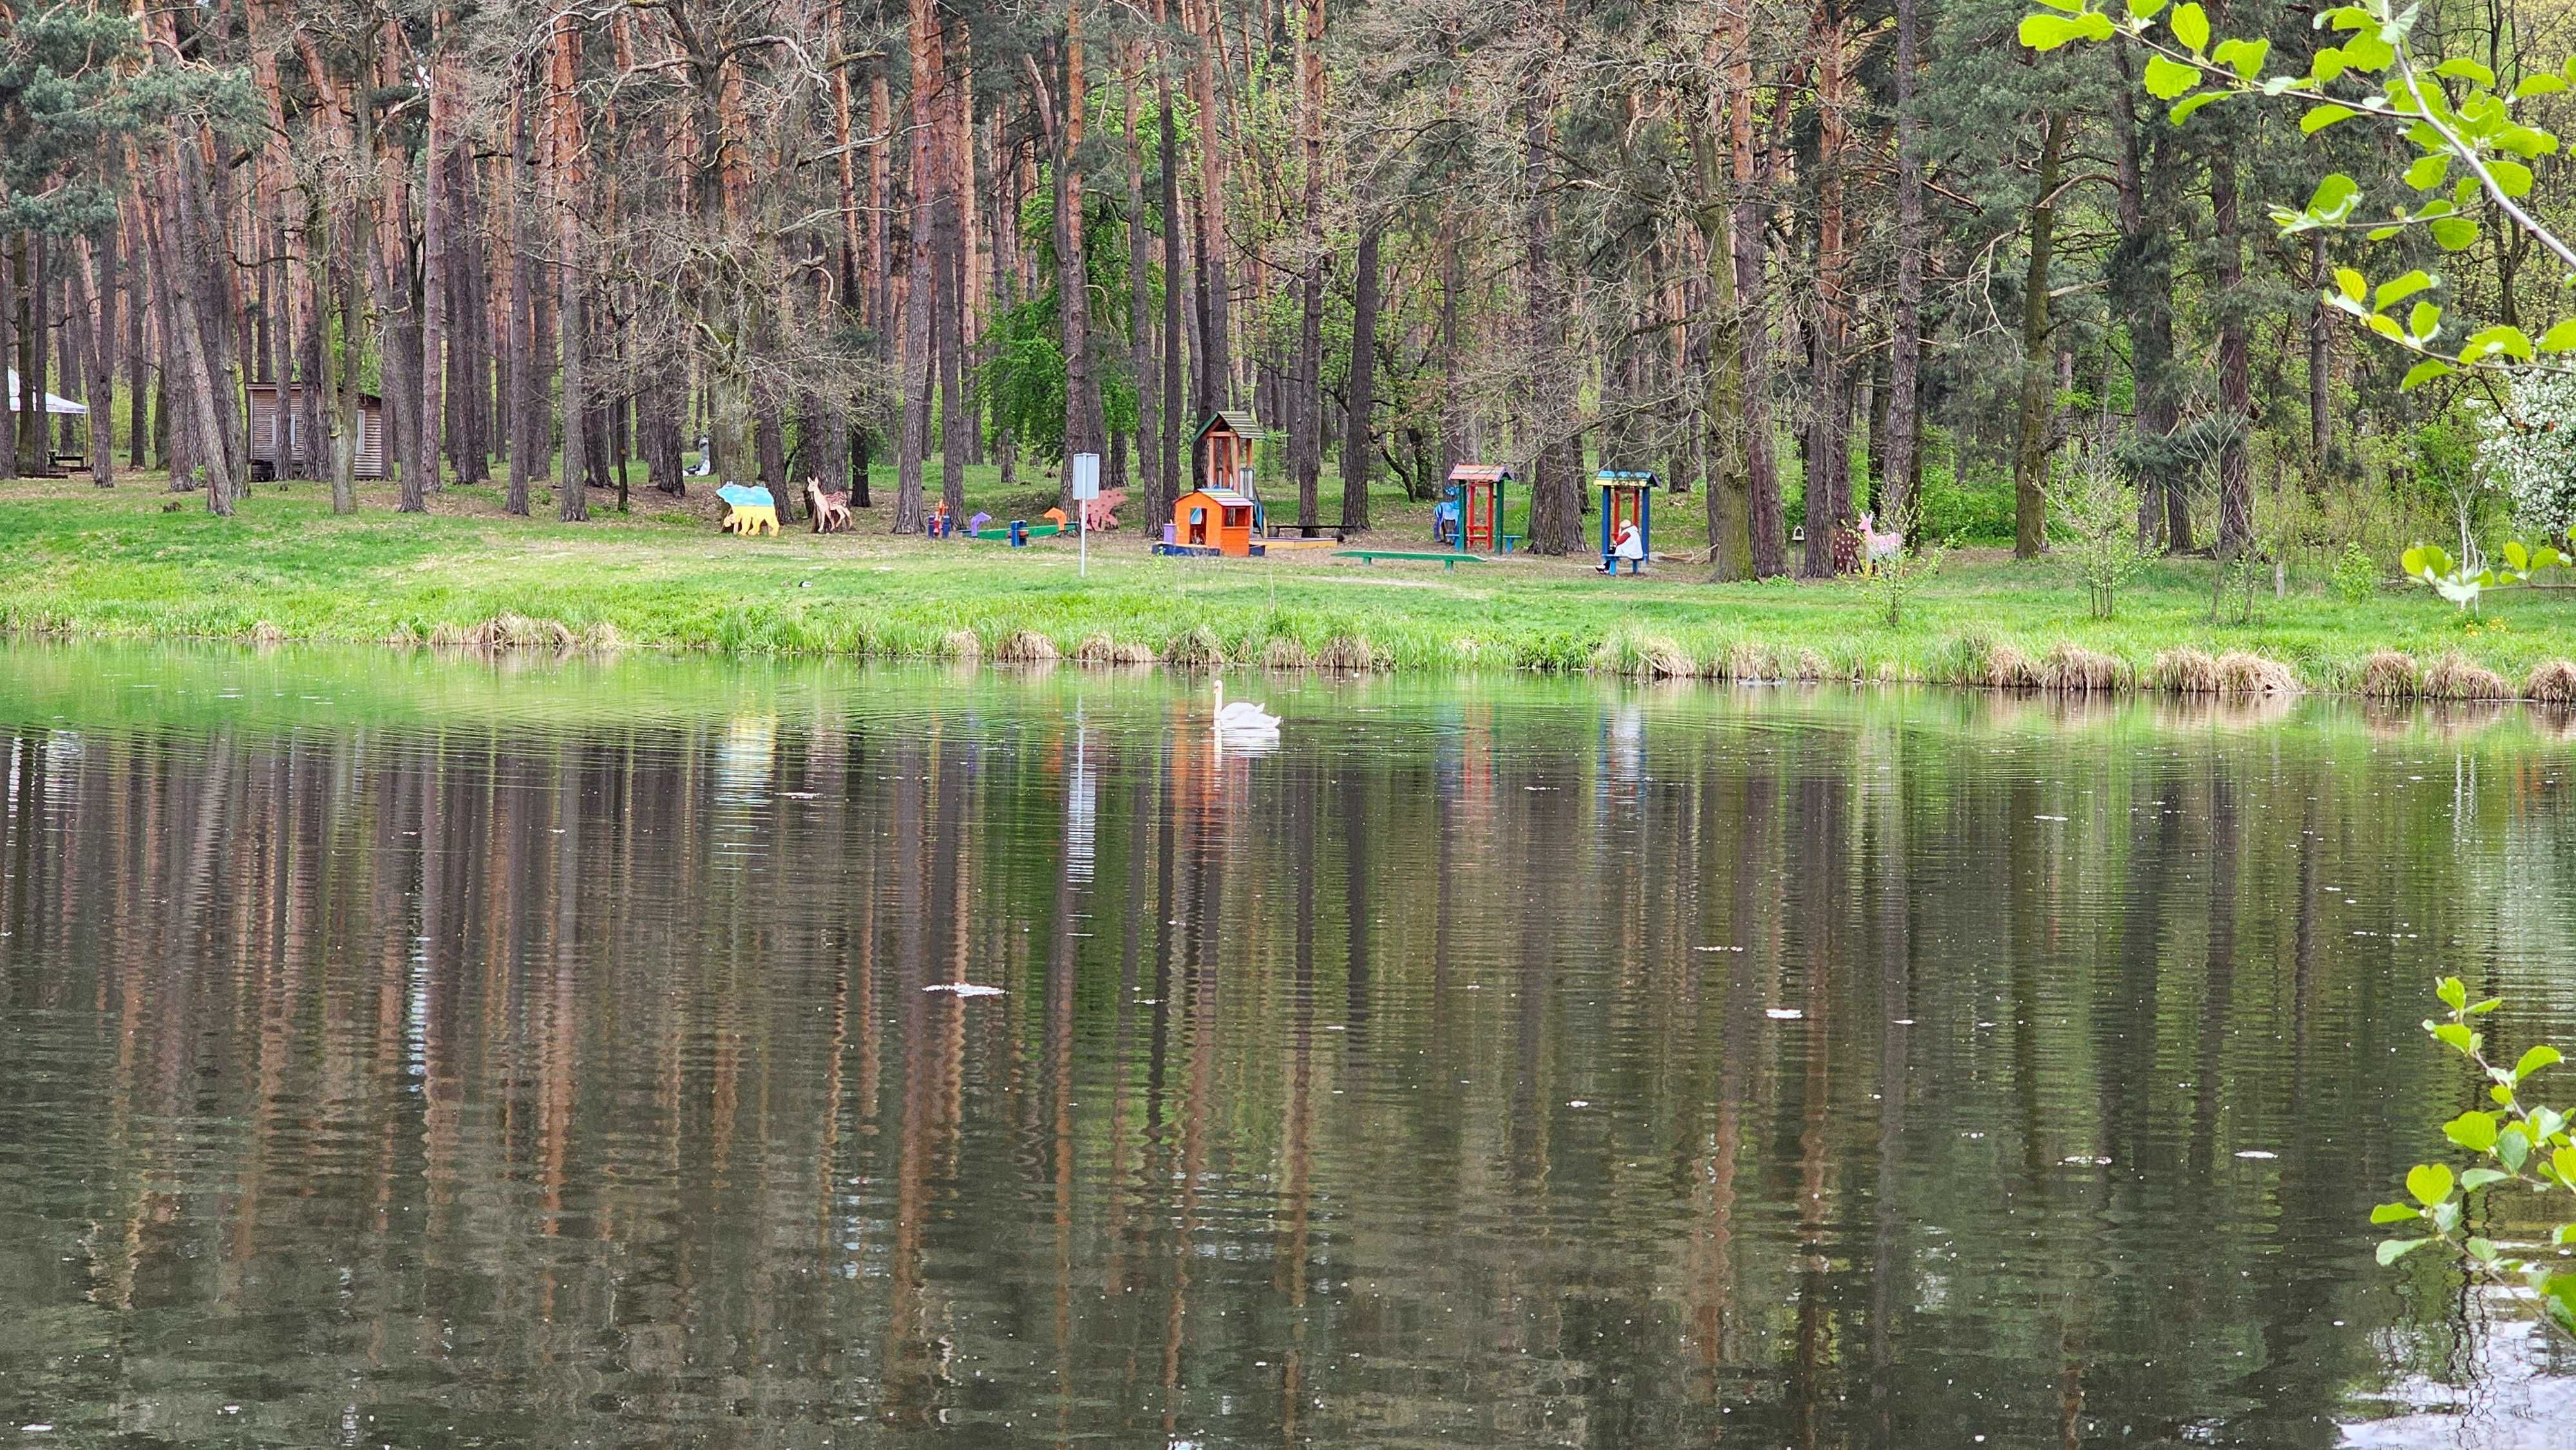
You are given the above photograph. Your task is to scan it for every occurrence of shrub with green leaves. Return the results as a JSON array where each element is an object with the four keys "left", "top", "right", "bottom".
[
  {"left": 2331, "top": 541, "right": 2378, "bottom": 603},
  {"left": 2375, "top": 979, "right": 2576, "bottom": 1341},
  {"left": 1863, "top": 502, "right": 1949, "bottom": 628},
  {"left": 2047, "top": 454, "right": 2153, "bottom": 621}
]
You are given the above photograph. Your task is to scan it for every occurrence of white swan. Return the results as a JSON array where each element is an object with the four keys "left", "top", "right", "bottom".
[{"left": 1211, "top": 678, "right": 1280, "bottom": 735}]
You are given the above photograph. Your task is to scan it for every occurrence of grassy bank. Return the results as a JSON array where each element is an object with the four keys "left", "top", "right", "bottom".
[{"left": 3, "top": 473, "right": 2571, "bottom": 698}]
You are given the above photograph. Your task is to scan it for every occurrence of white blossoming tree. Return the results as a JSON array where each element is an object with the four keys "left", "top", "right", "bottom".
[{"left": 2472, "top": 372, "right": 2576, "bottom": 538}]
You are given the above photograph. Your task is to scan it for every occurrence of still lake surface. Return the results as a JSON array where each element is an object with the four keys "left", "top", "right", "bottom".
[{"left": 1, "top": 645, "right": 2573, "bottom": 1448}]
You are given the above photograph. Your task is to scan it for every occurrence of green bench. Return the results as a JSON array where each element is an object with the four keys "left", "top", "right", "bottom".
[{"left": 1334, "top": 550, "right": 1490, "bottom": 571}]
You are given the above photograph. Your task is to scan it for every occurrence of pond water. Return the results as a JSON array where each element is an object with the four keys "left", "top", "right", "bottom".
[{"left": 2, "top": 645, "right": 2573, "bottom": 1449}]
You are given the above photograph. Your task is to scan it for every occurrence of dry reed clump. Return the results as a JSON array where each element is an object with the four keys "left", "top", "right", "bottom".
[
  {"left": 2149, "top": 646, "right": 2221, "bottom": 693},
  {"left": 1875, "top": 659, "right": 1906, "bottom": 683},
  {"left": 995, "top": 629, "right": 1059, "bottom": 663},
  {"left": 1316, "top": 635, "right": 1381, "bottom": 672},
  {"left": 2358, "top": 650, "right": 2419, "bottom": 699},
  {"left": 1261, "top": 637, "right": 1314, "bottom": 670},
  {"left": 1161, "top": 625, "right": 1227, "bottom": 667},
  {"left": 247, "top": 620, "right": 287, "bottom": 646},
  {"left": 2215, "top": 651, "right": 2300, "bottom": 695},
  {"left": 940, "top": 628, "right": 983, "bottom": 662},
  {"left": 1790, "top": 647, "right": 1832, "bottom": 683},
  {"left": 2423, "top": 651, "right": 2512, "bottom": 700},
  {"left": 459, "top": 613, "right": 575, "bottom": 651},
  {"left": 1719, "top": 641, "right": 1777, "bottom": 683},
  {"left": 2524, "top": 659, "right": 2576, "bottom": 703},
  {"left": 1596, "top": 634, "right": 1689, "bottom": 679},
  {"left": 2039, "top": 643, "right": 2123, "bottom": 692},
  {"left": 1980, "top": 642, "right": 2041, "bottom": 689},
  {"left": 576, "top": 621, "right": 629, "bottom": 654},
  {"left": 384, "top": 622, "right": 424, "bottom": 648},
  {"left": 1073, "top": 633, "right": 1157, "bottom": 665}
]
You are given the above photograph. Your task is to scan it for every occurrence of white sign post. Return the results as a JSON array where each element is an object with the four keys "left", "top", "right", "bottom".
[{"left": 1070, "top": 452, "right": 1101, "bottom": 578}]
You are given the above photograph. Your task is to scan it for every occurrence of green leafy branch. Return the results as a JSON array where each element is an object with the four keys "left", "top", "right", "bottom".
[
  {"left": 2400, "top": 532, "right": 2570, "bottom": 612},
  {"left": 2020, "top": 0, "right": 2576, "bottom": 389},
  {"left": 2375, "top": 979, "right": 2576, "bottom": 1341}
]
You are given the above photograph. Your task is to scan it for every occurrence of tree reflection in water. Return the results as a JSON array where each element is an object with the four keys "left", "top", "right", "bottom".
[{"left": 0, "top": 655, "right": 2571, "bottom": 1447}]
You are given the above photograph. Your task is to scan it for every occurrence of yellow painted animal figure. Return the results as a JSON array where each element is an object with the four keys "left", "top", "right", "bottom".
[{"left": 718, "top": 483, "right": 780, "bottom": 536}]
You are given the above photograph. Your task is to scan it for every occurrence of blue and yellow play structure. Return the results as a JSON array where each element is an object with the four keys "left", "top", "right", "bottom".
[{"left": 1597, "top": 469, "right": 1656, "bottom": 573}]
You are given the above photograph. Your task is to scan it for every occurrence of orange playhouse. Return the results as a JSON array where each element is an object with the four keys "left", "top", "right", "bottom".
[
  {"left": 1159, "top": 411, "right": 1269, "bottom": 557},
  {"left": 1166, "top": 486, "right": 1259, "bottom": 556}
]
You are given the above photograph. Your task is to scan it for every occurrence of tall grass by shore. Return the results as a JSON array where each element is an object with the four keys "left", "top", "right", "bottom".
[{"left": 5, "top": 475, "right": 2573, "bottom": 699}]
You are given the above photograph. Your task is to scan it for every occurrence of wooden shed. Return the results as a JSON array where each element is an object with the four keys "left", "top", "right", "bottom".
[
  {"left": 1170, "top": 486, "right": 1260, "bottom": 556},
  {"left": 1193, "top": 411, "right": 1265, "bottom": 500},
  {"left": 246, "top": 383, "right": 385, "bottom": 480}
]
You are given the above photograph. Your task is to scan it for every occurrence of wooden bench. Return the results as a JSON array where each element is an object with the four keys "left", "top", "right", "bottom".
[
  {"left": 1334, "top": 550, "right": 1488, "bottom": 571},
  {"left": 1267, "top": 521, "right": 1353, "bottom": 541}
]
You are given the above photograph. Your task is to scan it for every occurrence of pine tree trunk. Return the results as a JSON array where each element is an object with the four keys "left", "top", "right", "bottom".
[
  {"left": 1055, "top": 8, "right": 1097, "bottom": 477},
  {"left": 506, "top": 90, "right": 541, "bottom": 514},
  {"left": 871, "top": 73, "right": 894, "bottom": 342},
  {"left": 2012, "top": 112, "right": 2067, "bottom": 561},
  {"left": 1340, "top": 220, "right": 1378, "bottom": 532},
  {"left": 936, "top": 168, "right": 967, "bottom": 518},
  {"left": 1156, "top": 14, "right": 1186, "bottom": 516},
  {"left": 552, "top": 9, "right": 589, "bottom": 523},
  {"left": 1802, "top": 11, "right": 1853, "bottom": 577},
  {"left": 124, "top": 202, "right": 146, "bottom": 470},
  {"left": 73, "top": 240, "right": 113, "bottom": 485},
  {"left": 19, "top": 237, "right": 44, "bottom": 469},
  {"left": 1441, "top": 216, "right": 1463, "bottom": 475},
  {"left": 371, "top": 29, "right": 428, "bottom": 513},
  {"left": 1693, "top": 108, "right": 1750, "bottom": 579},
  {"left": 0, "top": 237, "right": 19, "bottom": 480},
  {"left": 421, "top": 8, "right": 455, "bottom": 496},
  {"left": 1188, "top": 0, "right": 1229, "bottom": 426},
  {"left": 1122, "top": 41, "right": 1162, "bottom": 515},
  {"left": 1883, "top": 0, "right": 1924, "bottom": 528},
  {"left": 1727, "top": 1, "right": 1783, "bottom": 577},
  {"left": 94, "top": 219, "right": 120, "bottom": 475},
  {"left": 330, "top": 225, "right": 363, "bottom": 514},
  {"left": 142, "top": 151, "right": 239, "bottom": 511},
  {"left": 2108, "top": 55, "right": 2182, "bottom": 549},
  {"left": 1522, "top": 99, "right": 1580, "bottom": 556},
  {"left": 894, "top": 0, "right": 940, "bottom": 534},
  {"left": 2212, "top": 144, "right": 2252, "bottom": 556},
  {"left": 1291, "top": 0, "right": 1326, "bottom": 527}
]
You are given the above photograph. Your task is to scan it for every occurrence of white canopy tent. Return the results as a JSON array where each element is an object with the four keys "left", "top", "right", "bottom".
[{"left": 4, "top": 370, "right": 88, "bottom": 416}]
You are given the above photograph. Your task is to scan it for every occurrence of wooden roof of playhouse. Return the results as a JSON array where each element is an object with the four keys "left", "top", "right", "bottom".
[
  {"left": 1448, "top": 464, "right": 1513, "bottom": 484},
  {"left": 1179, "top": 486, "right": 1259, "bottom": 510},
  {"left": 1194, "top": 411, "right": 1266, "bottom": 443}
]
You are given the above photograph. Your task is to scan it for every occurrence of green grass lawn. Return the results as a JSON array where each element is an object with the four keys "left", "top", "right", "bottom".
[{"left": 2, "top": 468, "right": 2570, "bottom": 697}]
